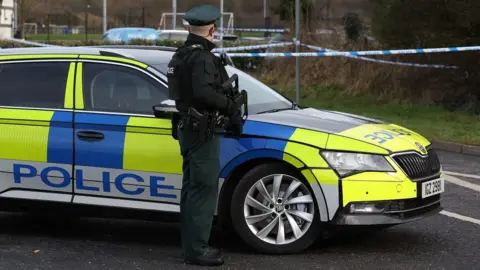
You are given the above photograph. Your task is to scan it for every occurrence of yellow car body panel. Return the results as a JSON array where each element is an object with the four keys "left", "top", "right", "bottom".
[{"left": 337, "top": 124, "right": 431, "bottom": 154}]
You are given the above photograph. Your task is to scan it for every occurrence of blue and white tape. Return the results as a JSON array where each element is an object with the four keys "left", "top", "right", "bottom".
[
  {"left": 223, "top": 45, "right": 480, "bottom": 57},
  {"left": 213, "top": 42, "right": 293, "bottom": 53},
  {"left": 301, "top": 44, "right": 458, "bottom": 69},
  {"left": 218, "top": 28, "right": 289, "bottom": 33}
]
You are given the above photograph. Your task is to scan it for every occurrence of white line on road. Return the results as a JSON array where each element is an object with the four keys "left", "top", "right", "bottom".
[
  {"left": 443, "top": 174, "right": 480, "bottom": 192},
  {"left": 440, "top": 210, "right": 480, "bottom": 226},
  {"left": 443, "top": 171, "right": 480, "bottom": 179}
]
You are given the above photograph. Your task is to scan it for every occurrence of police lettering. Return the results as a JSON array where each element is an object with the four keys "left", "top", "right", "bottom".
[
  {"left": 364, "top": 128, "right": 412, "bottom": 144},
  {"left": 12, "top": 164, "right": 176, "bottom": 199}
]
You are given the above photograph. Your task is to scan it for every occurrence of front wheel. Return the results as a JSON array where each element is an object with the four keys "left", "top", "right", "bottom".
[{"left": 230, "top": 163, "right": 322, "bottom": 254}]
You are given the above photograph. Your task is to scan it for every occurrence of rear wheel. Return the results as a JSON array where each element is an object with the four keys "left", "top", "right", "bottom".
[{"left": 230, "top": 163, "right": 322, "bottom": 254}]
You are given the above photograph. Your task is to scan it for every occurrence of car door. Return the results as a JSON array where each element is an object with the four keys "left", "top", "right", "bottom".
[
  {"left": 0, "top": 59, "right": 75, "bottom": 203},
  {"left": 71, "top": 58, "right": 182, "bottom": 212}
]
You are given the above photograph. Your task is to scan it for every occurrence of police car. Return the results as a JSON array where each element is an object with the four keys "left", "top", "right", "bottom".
[
  {"left": 102, "top": 27, "right": 160, "bottom": 43},
  {"left": 0, "top": 46, "right": 444, "bottom": 254}
]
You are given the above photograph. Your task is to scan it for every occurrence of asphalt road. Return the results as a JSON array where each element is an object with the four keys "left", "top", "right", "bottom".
[{"left": 0, "top": 150, "right": 479, "bottom": 270}]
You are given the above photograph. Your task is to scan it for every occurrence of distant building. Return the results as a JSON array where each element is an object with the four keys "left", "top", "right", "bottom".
[{"left": 0, "top": 0, "right": 14, "bottom": 38}]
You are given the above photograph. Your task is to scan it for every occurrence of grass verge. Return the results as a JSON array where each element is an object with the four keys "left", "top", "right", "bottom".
[{"left": 270, "top": 83, "right": 480, "bottom": 146}]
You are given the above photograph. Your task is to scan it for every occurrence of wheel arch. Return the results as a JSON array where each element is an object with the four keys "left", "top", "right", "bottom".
[{"left": 217, "top": 149, "right": 330, "bottom": 230}]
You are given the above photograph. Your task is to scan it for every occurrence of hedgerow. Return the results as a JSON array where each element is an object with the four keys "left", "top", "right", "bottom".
[{"left": 369, "top": 0, "right": 480, "bottom": 113}]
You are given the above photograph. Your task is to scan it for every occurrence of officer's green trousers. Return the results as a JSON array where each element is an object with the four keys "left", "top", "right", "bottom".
[{"left": 177, "top": 125, "right": 220, "bottom": 258}]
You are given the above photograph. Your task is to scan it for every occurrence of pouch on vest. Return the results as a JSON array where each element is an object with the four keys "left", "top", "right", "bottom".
[
  {"left": 166, "top": 45, "right": 203, "bottom": 101},
  {"left": 166, "top": 56, "right": 184, "bottom": 101}
]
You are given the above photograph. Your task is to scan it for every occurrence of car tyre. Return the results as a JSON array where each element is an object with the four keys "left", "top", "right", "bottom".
[{"left": 230, "top": 162, "right": 322, "bottom": 254}]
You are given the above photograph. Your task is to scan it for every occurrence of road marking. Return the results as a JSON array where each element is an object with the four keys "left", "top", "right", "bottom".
[
  {"left": 443, "top": 174, "right": 480, "bottom": 192},
  {"left": 440, "top": 210, "right": 480, "bottom": 226},
  {"left": 443, "top": 171, "right": 480, "bottom": 179}
]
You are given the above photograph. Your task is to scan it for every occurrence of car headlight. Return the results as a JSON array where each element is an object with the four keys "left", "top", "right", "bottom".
[{"left": 320, "top": 151, "right": 395, "bottom": 177}]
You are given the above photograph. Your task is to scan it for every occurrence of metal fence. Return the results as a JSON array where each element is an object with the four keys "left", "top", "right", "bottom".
[{"left": 17, "top": 0, "right": 364, "bottom": 35}]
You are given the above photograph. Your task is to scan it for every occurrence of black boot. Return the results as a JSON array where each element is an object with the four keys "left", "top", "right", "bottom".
[{"left": 184, "top": 248, "right": 224, "bottom": 266}]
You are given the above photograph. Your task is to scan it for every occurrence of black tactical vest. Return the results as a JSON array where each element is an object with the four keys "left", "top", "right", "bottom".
[{"left": 166, "top": 44, "right": 204, "bottom": 103}]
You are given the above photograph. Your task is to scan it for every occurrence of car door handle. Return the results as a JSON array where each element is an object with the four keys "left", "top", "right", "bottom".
[{"left": 77, "top": 131, "right": 104, "bottom": 141}]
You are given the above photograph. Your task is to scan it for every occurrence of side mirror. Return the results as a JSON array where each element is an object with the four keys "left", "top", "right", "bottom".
[{"left": 152, "top": 103, "right": 178, "bottom": 118}]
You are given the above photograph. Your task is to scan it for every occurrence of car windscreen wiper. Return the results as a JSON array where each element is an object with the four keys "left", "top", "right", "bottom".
[{"left": 256, "top": 107, "right": 296, "bottom": 114}]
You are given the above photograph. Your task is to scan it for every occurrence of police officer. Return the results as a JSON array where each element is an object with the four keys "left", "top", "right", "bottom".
[{"left": 166, "top": 4, "right": 242, "bottom": 267}]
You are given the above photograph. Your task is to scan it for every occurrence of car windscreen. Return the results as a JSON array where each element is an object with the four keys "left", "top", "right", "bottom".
[{"left": 152, "top": 63, "right": 293, "bottom": 114}]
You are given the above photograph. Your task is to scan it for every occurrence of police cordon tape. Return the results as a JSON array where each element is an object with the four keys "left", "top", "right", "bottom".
[
  {"left": 212, "top": 42, "right": 294, "bottom": 52},
  {"left": 301, "top": 43, "right": 459, "bottom": 69},
  {"left": 221, "top": 45, "right": 480, "bottom": 57},
  {"left": 2, "top": 37, "right": 294, "bottom": 55},
  {"left": 218, "top": 28, "right": 289, "bottom": 33},
  {"left": 212, "top": 41, "right": 460, "bottom": 69},
  {"left": 0, "top": 38, "right": 468, "bottom": 70}
]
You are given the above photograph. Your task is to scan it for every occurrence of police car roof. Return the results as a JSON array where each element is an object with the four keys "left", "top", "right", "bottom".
[
  {"left": 0, "top": 46, "right": 105, "bottom": 56},
  {"left": 0, "top": 46, "right": 176, "bottom": 67}
]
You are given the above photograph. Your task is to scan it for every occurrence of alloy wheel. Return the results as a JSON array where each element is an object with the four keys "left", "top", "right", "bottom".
[{"left": 243, "top": 174, "right": 315, "bottom": 245}]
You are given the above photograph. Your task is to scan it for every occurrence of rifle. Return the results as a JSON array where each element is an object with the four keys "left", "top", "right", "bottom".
[
  {"left": 219, "top": 52, "right": 235, "bottom": 67},
  {"left": 220, "top": 74, "right": 248, "bottom": 139},
  {"left": 162, "top": 74, "right": 249, "bottom": 142},
  {"left": 221, "top": 74, "right": 248, "bottom": 122}
]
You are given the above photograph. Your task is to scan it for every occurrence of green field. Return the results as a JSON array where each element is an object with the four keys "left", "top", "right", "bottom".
[{"left": 274, "top": 84, "right": 480, "bottom": 146}]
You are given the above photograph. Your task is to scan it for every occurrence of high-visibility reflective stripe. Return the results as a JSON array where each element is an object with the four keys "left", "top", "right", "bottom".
[
  {"left": 283, "top": 141, "right": 329, "bottom": 168},
  {"left": 342, "top": 177, "right": 417, "bottom": 206},
  {"left": 123, "top": 117, "right": 182, "bottom": 174},
  {"left": 0, "top": 119, "right": 50, "bottom": 126},
  {"left": 0, "top": 108, "right": 54, "bottom": 122},
  {"left": 0, "top": 54, "right": 78, "bottom": 61},
  {"left": 79, "top": 55, "right": 148, "bottom": 69},
  {"left": 75, "top": 63, "right": 84, "bottom": 109},
  {"left": 126, "top": 117, "right": 171, "bottom": 134},
  {"left": 0, "top": 109, "right": 54, "bottom": 162},
  {"left": 126, "top": 117, "right": 172, "bottom": 130},
  {"left": 64, "top": 62, "right": 76, "bottom": 109}
]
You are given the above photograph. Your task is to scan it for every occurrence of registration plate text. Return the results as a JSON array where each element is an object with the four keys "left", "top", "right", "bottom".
[{"left": 421, "top": 178, "right": 445, "bottom": 198}]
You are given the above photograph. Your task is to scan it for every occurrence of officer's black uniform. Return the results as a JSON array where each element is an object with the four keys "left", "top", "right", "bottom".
[{"left": 166, "top": 4, "right": 241, "bottom": 267}]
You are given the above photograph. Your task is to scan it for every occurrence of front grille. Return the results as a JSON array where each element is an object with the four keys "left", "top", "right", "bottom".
[{"left": 392, "top": 149, "right": 441, "bottom": 180}]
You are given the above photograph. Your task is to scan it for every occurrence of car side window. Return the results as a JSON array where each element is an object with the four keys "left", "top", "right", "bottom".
[
  {"left": 0, "top": 61, "right": 69, "bottom": 109},
  {"left": 82, "top": 62, "right": 169, "bottom": 115}
]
